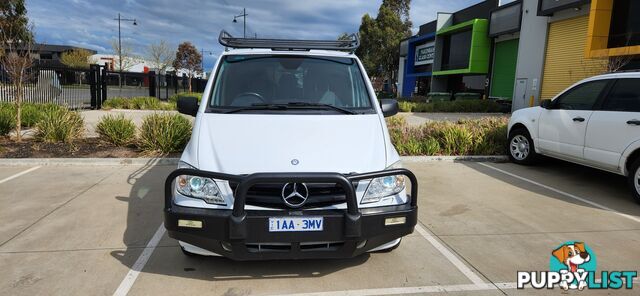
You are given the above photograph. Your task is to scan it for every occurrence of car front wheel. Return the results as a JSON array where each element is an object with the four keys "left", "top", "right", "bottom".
[
  {"left": 626, "top": 158, "right": 640, "bottom": 204},
  {"left": 508, "top": 128, "right": 537, "bottom": 165}
]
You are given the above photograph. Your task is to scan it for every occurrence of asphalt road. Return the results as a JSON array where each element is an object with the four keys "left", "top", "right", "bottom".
[{"left": 1, "top": 159, "right": 639, "bottom": 295}]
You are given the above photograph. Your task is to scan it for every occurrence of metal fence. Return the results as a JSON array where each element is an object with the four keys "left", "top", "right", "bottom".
[
  {"left": 0, "top": 65, "right": 93, "bottom": 109},
  {"left": 0, "top": 64, "right": 208, "bottom": 109}
]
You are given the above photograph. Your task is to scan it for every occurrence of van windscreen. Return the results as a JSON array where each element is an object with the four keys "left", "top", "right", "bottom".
[{"left": 207, "top": 55, "right": 374, "bottom": 113}]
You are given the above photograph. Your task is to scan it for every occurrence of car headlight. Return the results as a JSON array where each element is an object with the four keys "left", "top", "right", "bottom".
[
  {"left": 175, "top": 162, "right": 226, "bottom": 205},
  {"left": 361, "top": 161, "right": 405, "bottom": 204}
]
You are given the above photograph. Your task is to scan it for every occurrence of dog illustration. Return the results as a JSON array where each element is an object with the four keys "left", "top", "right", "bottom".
[{"left": 552, "top": 242, "right": 591, "bottom": 290}]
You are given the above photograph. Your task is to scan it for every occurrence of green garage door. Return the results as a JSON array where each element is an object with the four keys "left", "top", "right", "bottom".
[{"left": 490, "top": 38, "right": 519, "bottom": 100}]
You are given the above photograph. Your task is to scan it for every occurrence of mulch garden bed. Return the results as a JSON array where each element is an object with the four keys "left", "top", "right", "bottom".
[{"left": 0, "top": 138, "right": 180, "bottom": 158}]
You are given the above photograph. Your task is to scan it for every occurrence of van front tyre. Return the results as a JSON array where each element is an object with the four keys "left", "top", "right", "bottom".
[
  {"left": 508, "top": 128, "right": 537, "bottom": 165},
  {"left": 626, "top": 158, "right": 640, "bottom": 204}
]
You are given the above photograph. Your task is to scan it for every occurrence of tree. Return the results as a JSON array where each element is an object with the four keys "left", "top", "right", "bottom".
[
  {"left": 0, "top": 0, "right": 34, "bottom": 142},
  {"left": 146, "top": 40, "right": 174, "bottom": 74},
  {"left": 110, "top": 39, "right": 138, "bottom": 72},
  {"left": 337, "top": 33, "right": 352, "bottom": 41},
  {"left": 173, "top": 42, "right": 202, "bottom": 92},
  {"left": 0, "top": 0, "right": 32, "bottom": 47},
  {"left": 60, "top": 48, "right": 93, "bottom": 69},
  {"left": 355, "top": 0, "right": 412, "bottom": 84}
]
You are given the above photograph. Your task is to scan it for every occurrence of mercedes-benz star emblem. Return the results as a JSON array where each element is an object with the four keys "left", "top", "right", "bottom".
[
  {"left": 291, "top": 159, "right": 299, "bottom": 165},
  {"left": 281, "top": 183, "right": 309, "bottom": 208}
]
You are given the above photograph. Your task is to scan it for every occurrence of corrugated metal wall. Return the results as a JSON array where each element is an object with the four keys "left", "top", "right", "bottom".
[
  {"left": 490, "top": 38, "right": 519, "bottom": 100},
  {"left": 540, "top": 15, "right": 607, "bottom": 100}
]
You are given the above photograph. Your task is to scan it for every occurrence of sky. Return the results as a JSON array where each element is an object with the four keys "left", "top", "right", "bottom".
[{"left": 26, "top": 0, "right": 482, "bottom": 70}]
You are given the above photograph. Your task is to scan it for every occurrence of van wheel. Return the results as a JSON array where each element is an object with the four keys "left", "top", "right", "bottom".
[
  {"left": 626, "top": 158, "right": 640, "bottom": 204},
  {"left": 508, "top": 128, "right": 537, "bottom": 165}
]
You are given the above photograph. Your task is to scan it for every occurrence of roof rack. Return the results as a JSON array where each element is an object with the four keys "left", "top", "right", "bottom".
[{"left": 218, "top": 30, "right": 359, "bottom": 52}]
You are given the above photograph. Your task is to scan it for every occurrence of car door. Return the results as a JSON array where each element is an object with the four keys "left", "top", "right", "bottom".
[
  {"left": 585, "top": 78, "right": 640, "bottom": 171},
  {"left": 538, "top": 80, "right": 609, "bottom": 160}
]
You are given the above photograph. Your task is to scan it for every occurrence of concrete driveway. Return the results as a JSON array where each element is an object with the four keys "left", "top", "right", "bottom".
[{"left": 1, "top": 158, "right": 639, "bottom": 295}]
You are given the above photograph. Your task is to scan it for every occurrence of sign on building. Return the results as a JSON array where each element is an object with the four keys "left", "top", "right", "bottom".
[{"left": 415, "top": 41, "right": 435, "bottom": 66}]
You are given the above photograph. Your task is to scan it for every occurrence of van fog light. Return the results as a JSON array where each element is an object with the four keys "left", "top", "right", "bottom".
[
  {"left": 385, "top": 217, "right": 406, "bottom": 226},
  {"left": 178, "top": 219, "right": 203, "bottom": 228}
]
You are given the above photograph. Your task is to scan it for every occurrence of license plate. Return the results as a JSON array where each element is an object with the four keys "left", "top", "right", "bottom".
[{"left": 268, "top": 217, "right": 323, "bottom": 232}]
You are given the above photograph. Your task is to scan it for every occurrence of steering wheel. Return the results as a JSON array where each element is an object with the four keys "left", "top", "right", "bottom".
[{"left": 231, "top": 92, "right": 267, "bottom": 106}]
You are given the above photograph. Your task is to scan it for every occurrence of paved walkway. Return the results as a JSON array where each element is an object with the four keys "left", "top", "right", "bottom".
[{"left": 399, "top": 112, "right": 509, "bottom": 126}]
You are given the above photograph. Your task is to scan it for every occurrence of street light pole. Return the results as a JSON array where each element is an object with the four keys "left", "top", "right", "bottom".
[
  {"left": 113, "top": 13, "right": 137, "bottom": 72},
  {"left": 233, "top": 8, "right": 248, "bottom": 38},
  {"left": 200, "top": 49, "right": 214, "bottom": 75}
]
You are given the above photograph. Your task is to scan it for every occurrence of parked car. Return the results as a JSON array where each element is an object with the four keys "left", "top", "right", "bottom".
[
  {"left": 164, "top": 31, "right": 418, "bottom": 260},
  {"left": 508, "top": 72, "right": 640, "bottom": 203}
]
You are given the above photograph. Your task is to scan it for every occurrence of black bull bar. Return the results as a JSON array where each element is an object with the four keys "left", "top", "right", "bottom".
[{"left": 165, "top": 168, "right": 418, "bottom": 240}]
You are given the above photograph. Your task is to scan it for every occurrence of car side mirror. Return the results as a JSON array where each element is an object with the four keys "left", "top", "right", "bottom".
[
  {"left": 177, "top": 97, "right": 199, "bottom": 117},
  {"left": 380, "top": 99, "right": 399, "bottom": 117},
  {"left": 540, "top": 99, "right": 552, "bottom": 109}
]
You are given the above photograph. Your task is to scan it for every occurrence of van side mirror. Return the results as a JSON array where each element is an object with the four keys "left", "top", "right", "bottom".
[
  {"left": 177, "top": 97, "right": 199, "bottom": 117},
  {"left": 380, "top": 99, "right": 399, "bottom": 117},
  {"left": 540, "top": 99, "right": 552, "bottom": 109}
]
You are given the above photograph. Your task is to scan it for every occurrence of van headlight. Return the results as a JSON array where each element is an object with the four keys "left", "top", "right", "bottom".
[
  {"left": 175, "top": 162, "right": 226, "bottom": 205},
  {"left": 361, "top": 161, "right": 405, "bottom": 204}
]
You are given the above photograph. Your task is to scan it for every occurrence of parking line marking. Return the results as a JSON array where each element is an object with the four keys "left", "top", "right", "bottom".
[
  {"left": 113, "top": 224, "right": 166, "bottom": 296},
  {"left": 0, "top": 166, "right": 41, "bottom": 184},
  {"left": 479, "top": 163, "right": 640, "bottom": 224},
  {"left": 274, "top": 279, "right": 640, "bottom": 296},
  {"left": 275, "top": 282, "right": 507, "bottom": 296},
  {"left": 415, "top": 224, "right": 486, "bottom": 285}
]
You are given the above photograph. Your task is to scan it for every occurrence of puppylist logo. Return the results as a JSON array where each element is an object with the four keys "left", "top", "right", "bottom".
[{"left": 517, "top": 241, "right": 637, "bottom": 290}]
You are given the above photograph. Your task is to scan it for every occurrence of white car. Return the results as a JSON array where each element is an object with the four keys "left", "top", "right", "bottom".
[
  {"left": 164, "top": 31, "right": 418, "bottom": 260},
  {"left": 508, "top": 72, "right": 640, "bottom": 203}
]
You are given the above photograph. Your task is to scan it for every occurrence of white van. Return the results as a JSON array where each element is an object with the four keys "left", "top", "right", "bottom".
[
  {"left": 164, "top": 31, "right": 418, "bottom": 260},
  {"left": 508, "top": 72, "right": 640, "bottom": 203}
]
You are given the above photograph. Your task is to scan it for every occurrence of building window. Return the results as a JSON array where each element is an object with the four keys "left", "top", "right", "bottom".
[
  {"left": 40, "top": 53, "right": 53, "bottom": 60},
  {"left": 489, "top": 1, "right": 522, "bottom": 37},
  {"left": 609, "top": 0, "right": 640, "bottom": 48},
  {"left": 441, "top": 30, "right": 472, "bottom": 71}
]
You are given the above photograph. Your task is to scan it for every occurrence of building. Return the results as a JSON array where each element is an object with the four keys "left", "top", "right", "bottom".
[
  {"left": 92, "top": 54, "right": 206, "bottom": 78},
  {"left": 431, "top": 0, "right": 498, "bottom": 101},
  {"left": 488, "top": 0, "right": 522, "bottom": 103},
  {"left": 399, "top": 0, "right": 640, "bottom": 111},
  {"left": 2, "top": 44, "right": 97, "bottom": 67},
  {"left": 398, "top": 21, "right": 437, "bottom": 97},
  {"left": 398, "top": 1, "right": 499, "bottom": 100}
]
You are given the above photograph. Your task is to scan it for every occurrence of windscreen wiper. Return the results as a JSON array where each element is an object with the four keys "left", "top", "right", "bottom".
[
  {"left": 284, "top": 102, "right": 357, "bottom": 115},
  {"left": 222, "top": 104, "right": 288, "bottom": 114}
]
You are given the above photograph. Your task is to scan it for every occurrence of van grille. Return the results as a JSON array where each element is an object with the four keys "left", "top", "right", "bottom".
[{"left": 229, "top": 182, "right": 354, "bottom": 209}]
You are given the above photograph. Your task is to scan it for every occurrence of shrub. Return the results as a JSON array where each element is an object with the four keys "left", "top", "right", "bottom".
[
  {"left": 168, "top": 92, "right": 203, "bottom": 103},
  {"left": 21, "top": 103, "right": 65, "bottom": 127},
  {"left": 396, "top": 99, "right": 504, "bottom": 113},
  {"left": 96, "top": 114, "right": 136, "bottom": 146},
  {"left": 388, "top": 117, "right": 508, "bottom": 156},
  {"left": 0, "top": 105, "right": 15, "bottom": 136},
  {"left": 35, "top": 108, "right": 84, "bottom": 143},
  {"left": 438, "top": 125, "right": 474, "bottom": 155},
  {"left": 103, "top": 97, "right": 175, "bottom": 110},
  {"left": 138, "top": 113, "right": 191, "bottom": 153}
]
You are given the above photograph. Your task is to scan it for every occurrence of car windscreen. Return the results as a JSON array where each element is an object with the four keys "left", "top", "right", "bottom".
[{"left": 207, "top": 55, "right": 374, "bottom": 114}]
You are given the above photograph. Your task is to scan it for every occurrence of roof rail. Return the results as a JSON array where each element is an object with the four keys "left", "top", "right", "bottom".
[{"left": 218, "top": 30, "right": 359, "bottom": 52}]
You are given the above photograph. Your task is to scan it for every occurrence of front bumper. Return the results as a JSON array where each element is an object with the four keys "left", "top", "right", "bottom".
[{"left": 164, "top": 169, "right": 418, "bottom": 260}]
